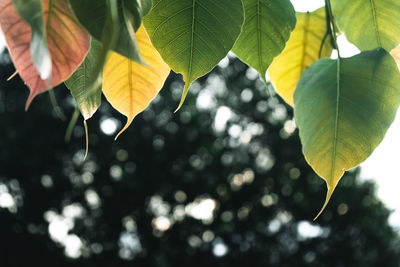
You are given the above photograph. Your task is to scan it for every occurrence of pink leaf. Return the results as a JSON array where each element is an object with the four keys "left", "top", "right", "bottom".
[{"left": 0, "top": 0, "right": 90, "bottom": 109}]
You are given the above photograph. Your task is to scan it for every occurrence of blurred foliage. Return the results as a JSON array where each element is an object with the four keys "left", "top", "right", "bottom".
[{"left": 0, "top": 50, "right": 399, "bottom": 267}]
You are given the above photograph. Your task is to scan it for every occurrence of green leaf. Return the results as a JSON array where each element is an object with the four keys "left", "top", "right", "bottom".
[
  {"left": 294, "top": 49, "right": 400, "bottom": 219},
  {"left": 143, "top": 0, "right": 244, "bottom": 110},
  {"left": 232, "top": 0, "right": 296, "bottom": 83},
  {"left": 12, "top": 0, "right": 51, "bottom": 80},
  {"left": 123, "top": 0, "right": 152, "bottom": 31},
  {"left": 69, "top": 0, "right": 143, "bottom": 63},
  {"left": 137, "top": 0, "right": 152, "bottom": 17},
  {"left": 65, "top": 39, "right": 102, "bottom": 121},
  {"left": 331, "top": 0, "right": 400, "bottom": 51},
  {"left": 84, "top": 0, "right": 120, "bottom": 97}
]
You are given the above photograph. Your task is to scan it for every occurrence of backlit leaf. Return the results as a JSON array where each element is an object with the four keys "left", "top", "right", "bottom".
[
  {"left": 268, "top": 8, "right": 332, "bottom": 106},
  {"left": 102, "top": 26, "right": 170, "bottom": 139},
  {"left": 0, "top": 0, "right": 90, "bottom": 108},
  {"left": 143, "top": 0, "right": 244, "bottom": 110},
  {"left": 331, "top": 0, "right": 400, "bottom": 51},
  {"left": 294, "top": 49, "right": 400, "bottom": 219},
  {"left": 12, "top": 0, "right": 51, "bottom": 80},
  {"left": 69, "top": 0, "right": 143, "bottom": 63},
  {"left": 232, "top": 0, "right": 296, "bottom": 83},
  {"left": 65, "top": 39, "right": 102, "bottom": 121}
]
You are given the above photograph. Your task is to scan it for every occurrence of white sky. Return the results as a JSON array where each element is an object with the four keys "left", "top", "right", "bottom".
[
  {"left": 0, "top": 31, "right": 4, "bottom": 53},
  {"left": 0, "top": 0, "right": 399, "bottom": 226}
]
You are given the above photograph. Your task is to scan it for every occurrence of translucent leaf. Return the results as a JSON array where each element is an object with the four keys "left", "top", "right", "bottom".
[
  {"left": 143, "top": 0, "right": 244, "bottom": 110},
  {"left": 232, "top": 0, "right": 296, "bottom": 83},
  {"left": 268, "top": 8, "right": 332, "bottom": 106},
  {"left": 0, "top": 0, "right": 90, "bottom": 108},
  {"left": 65, "top": 39, "right": 102, "bottom": 120},
  {"left": 12, "top": 0, "right": 51, "bottom": 80},
  {"left": 102, "top": 26, "right": 170, "bottom": 139},
  {"left": 332, "top": 0, "right": 400, "bottom": 51},
  {"left": 294, "top": 49, "right": 400, "bottom": 218}
]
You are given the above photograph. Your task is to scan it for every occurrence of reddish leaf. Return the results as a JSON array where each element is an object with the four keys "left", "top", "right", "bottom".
[{"left": 0, "top": 0, "right": 90, "bottom": 109}]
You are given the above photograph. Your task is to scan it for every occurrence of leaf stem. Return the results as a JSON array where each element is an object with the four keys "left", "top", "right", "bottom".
[
  {"left": 65, "top": 107, "right": 80, "bottom": 143},
  {"left": 83, "top": 120, "right": 89, "bottom": 160},
  {"left": 324, "top": 0, "right": 340, "bottom": 57},
  {"left": 49, "top": 89, "right": 66, "bottom": 121},
  {"left": 318, "top": 32, "right": 328, "bottom": 59}
]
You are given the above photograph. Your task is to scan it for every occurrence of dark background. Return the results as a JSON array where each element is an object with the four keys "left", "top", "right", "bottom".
[{"left": 0, "top": 50, "right": 399, "bottom": 267}]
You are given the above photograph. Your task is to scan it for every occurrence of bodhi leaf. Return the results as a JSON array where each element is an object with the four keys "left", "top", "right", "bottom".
[
  {"left": 294, "top": 49, "right": 400, "bottom": 219},
  {"left": 331, "top": 0, "right": 400, "bottom": 51},
  {"left": 102, "top": 26, "right": 170, "bottom": 139},
  {"left": 83, "top": 0, "right": 120, "bottom": 99},
  {"left": 65, "top": 39, "right": 102, "bottom": 121},
  {"left": 122, "top": 1, "right": 142, "bottom": 61},
  {"left": 69, "top": 0, "right": 144, "bottom": 63},
  {"left": 123, "top": 0, "right": 152, "bottom": 30},
  {"left": 0, "top": 0, "right": 90, "bottom": 108},
  {"left": 143, "top": 0, "right": 244, "bottom": 110},
  {"left": 12, "top": 0, "right": 51, "bottom": 80},
  {"left": 232, "top": 0, "right": 296, "bottom": 83},
  {"left": 135, "top": 0, "right": 152, "bottom": 17},
  {"left": 268, "top": 7, "right": 332, "bottom": 106}
]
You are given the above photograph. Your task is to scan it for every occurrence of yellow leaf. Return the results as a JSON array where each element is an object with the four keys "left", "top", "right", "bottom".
[
  {"left": 268, "top": 7, "right": 333, "bottom": 106},
  {"left": 103, "top": 26, "right": 170, "bottom": 139}
]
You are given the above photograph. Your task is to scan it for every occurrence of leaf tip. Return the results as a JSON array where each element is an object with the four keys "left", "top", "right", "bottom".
[
  {"left": 174, "top": 83, "right": 190, "bottom": 113},
  {"left": 174, "top": 103, "right": 183, "bottom": 113},
  {"left": 261, "top": 75, "right": 273, "bottom": 96},
  {"left": 83, "top": 120, "right": 89, "bottom": 160},
  {"left": 7, "top": 71, "right": 18, "bottom": 81},
  {"left": 25, "top": 92, "right": 35, "bottom": 111},
  {"left": 313, "top": 185, "right": 335, "bottom": 221},
  {"left": 114, "top": 117, "right": 134, "bottom": 141}
]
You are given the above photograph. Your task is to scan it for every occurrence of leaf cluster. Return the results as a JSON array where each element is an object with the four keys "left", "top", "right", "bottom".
[{"left": 1, "top": 0, "right": 400, "bottom": 217}]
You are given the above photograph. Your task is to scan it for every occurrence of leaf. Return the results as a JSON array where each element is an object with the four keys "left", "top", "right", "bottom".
[
  {"left": 69, "top": 0, "right": 143, "bottom": 63},
  {"left": 12, "top": 0, "right": 51, "bottom": 80},
  {"left": 65, "top": 39, "right": 102, "bottom": 121},
  {"left": 121, "top": 1, "right": 142, "bottom": 61},
  {"left": 0, "top": 0, "right": 90, "bottom": 108},
  {"left": 102, "top": 26, "right": 170, "bottom": 139},
  {"left": 138, "top": 0, "right": 153, "bottom": 17},
  {"left": 143, "top": 0, "right": 244, "bottom": 110},
  {"left": 331, "top": 0, "right": 400, "bottom": 51},
  {"left": 83, "top": 0, "right": 120, "bottom": 99},
  {"left": 294, "top": 49, "right": 400, "bottom": 219},
  {"left": 268, "top": 7, "right": 332, "bottom": 106},
  {"left": 123, "top": 0, "right": 152, "bottom": 31},
  {"left": 232, "top": 0, "right": 296, "bottom": 83}
]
